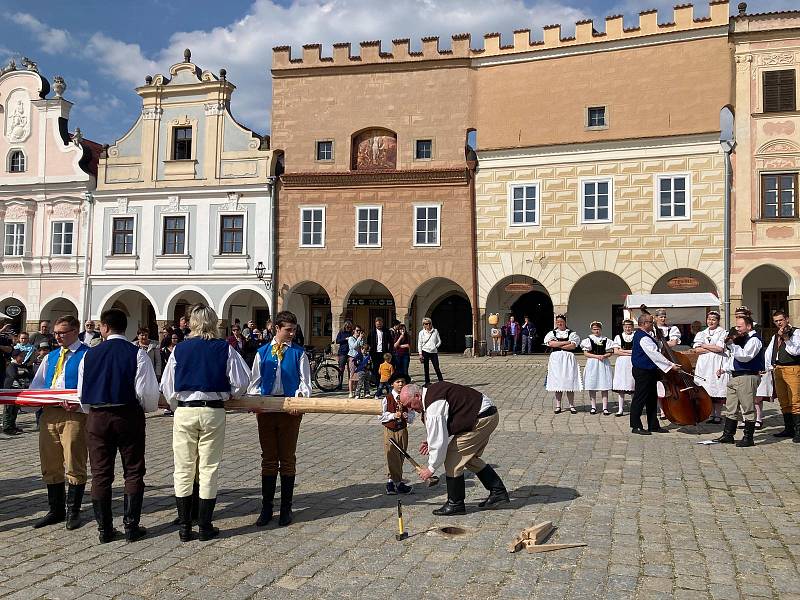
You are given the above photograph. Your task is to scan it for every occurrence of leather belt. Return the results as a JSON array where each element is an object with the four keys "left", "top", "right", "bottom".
[
  {"left": 478, "top": 406, "right": 497, "bottom": 419},
  {"left": 731, "top": 371, "right": 759, "bottom": 378},
  {"left": 177, "top": 400, "right": 225, "bottom": 408}
]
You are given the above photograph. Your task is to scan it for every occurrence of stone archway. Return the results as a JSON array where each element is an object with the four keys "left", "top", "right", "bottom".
[
  {"left": 101, "top": 289, "right": 158, "bottom": 340},
  {"left": 567, "top": 271, "right": 632, "bottom": 339},
  {"left": 164, "top": 288, "right": 213, "bottom": 328},
  {"left": 486, "top": 275, "right": 553, "bottom": 353},
  {"left": 430, "top": 295, "right": 472, "bottom": 353},
  {"left": 285, "top": 280, "right": 333, "bottom": 349},
  {"left": 342, "top": 279, "right": 396, "bottom": 333},
  {"left": 742, "top": 264, "right": 790, "bottom": 339},
  {"left": 0, "top": 298, "right": 26, "bottom": 334}
]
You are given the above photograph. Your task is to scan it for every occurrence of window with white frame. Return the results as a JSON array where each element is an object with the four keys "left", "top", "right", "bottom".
[
  {"left": 414, "top": 205, "right": 440, "bottom": 246},
  {"left": 508, "top": 183, "right": 539, "bottom": 226},
  {"left": 355, "top": 206, "right": 381, "bottom": 247},
  {"left": 657, "top": 175, "right": 690, "bottom": 220},
  {"left": 51, "top": 221, "right": 74, "bottom": 255},
  {"left": 9, "top": 150, "right": 25, "bottom": 173},
  {"left": 220, "top": 214, "right": 245, "bottom": 254},
  {"left": 581, "top": 179, "right": 613, "bottom": 223},
  {"left": 162, "top": 215, "right": 186, "bottom": 255},
  {"left": 4, "top": 223, "right": 25, "bottom": 256},
  {"left": 112, "top": 217, "right": 135, "bottom": 255},
  {"left": 300, "top": 207, "right": 325, "bottom": 247}
]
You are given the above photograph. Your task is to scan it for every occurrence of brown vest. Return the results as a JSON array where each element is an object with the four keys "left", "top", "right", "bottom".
[
  {"left": 383, "top": 393, "right": 407, "bottom": 431},
  {"left": 423, "top": 381, "right": 483, "bottom": 436}
]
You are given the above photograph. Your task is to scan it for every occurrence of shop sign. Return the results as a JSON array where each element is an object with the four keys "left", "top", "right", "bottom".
[
  {"left": 666, "top": 276, "right": 700, "bottom": 290},
  {"left": 504, "top": 283, "right": 535, "bottom": 294},
  {"left": 347, "top": 298, "right": 394, "bottom": 307},
  {"left": 5, "top": 305, "right": 22, "bottom": 317}
]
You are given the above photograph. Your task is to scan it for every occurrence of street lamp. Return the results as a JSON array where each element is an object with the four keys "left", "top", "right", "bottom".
[{"left": 255, "top": 261, "right": 272, "bottom": 291}]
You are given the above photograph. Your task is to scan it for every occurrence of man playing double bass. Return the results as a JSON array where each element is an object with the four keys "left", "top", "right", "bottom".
[
  {"left": 630, "top": 313, "right": 679, "bottom": 435},
  {"left": 764, "top": 309, "right": 800, "bottom": 442}
]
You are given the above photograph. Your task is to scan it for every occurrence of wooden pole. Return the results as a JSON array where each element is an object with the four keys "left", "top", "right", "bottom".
[{"left": 226, "top": 395, "right": 382, "bottom": 415}]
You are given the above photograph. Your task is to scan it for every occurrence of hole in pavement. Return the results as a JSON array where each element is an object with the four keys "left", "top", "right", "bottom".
[{"left": 438, "top": 526, "right": 468, "bottom": 537}]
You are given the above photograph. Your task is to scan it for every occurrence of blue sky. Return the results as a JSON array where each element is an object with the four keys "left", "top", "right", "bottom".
[{"left": 0, "top": 0, "right": 794, "bottom": 144}]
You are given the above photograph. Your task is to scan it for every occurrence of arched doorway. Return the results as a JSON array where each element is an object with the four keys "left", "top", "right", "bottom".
[
  {"left": 742, "top": 265, "right": 790, "bottom": 340},
  {"left": 40, "top": 297, "right": 79, "bottom": 324},
  {"left": 567, "top": 271, "right": 631, "bottom": 339},
  {"left": 220, "top": 287, "right": 271, "bottom": 333},
  {"left": 165, "top": 289, "right": 213, "bottom": 329},
  {"left": 0, "top": 298, "right": 26, "bottom": 334},
  {"left": 431, "top": 295, "right": 472, "bottom": 353},
  {"left": 510, "top": 291, "right": 554, "bottom": 351},
  {"left": 486, "top": 275, "right": 553, "bottom": 353},
  {"left": 284, "top": 281, "right": 331, "bottom": 350},
  {"left": 101, "top": 289, "right": 158, "bottom": 340},
  {"left": 343, "top": 280, "right": 396, "bottom": 334}
]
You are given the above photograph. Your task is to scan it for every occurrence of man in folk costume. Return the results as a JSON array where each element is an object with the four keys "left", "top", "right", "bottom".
[
  {"left": 28, "top": 315, "right": 90, "bottom": 530},
  {"left": 249, "top": 311, "right": 312, "bottom": 527},
  {"left": 399, "top": 382, "right": 509, "bottom": 515},
  {"left": 764, "top": 309, "right": 800, "bottom": 442},
  {"left": 78, "top": 309, "right": 160, "bottom": 543},
  {"left": 692, "top": 311, "right": 728, "bottom": 425},
  {"left": 630, "top": 313, "right": 679, "bottom": 435},
  {"left": 380, "top": 372, "right": 415, "bottom": 495}
]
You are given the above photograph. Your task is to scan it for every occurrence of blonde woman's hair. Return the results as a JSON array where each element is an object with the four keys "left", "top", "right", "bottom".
[{"left": 188, "top": 303, "right": 219, "bottom": 340}]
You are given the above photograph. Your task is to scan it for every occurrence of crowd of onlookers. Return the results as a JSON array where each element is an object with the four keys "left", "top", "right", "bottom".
[{"left": 490, "top": 315, "right": 538, "bottom": 355}]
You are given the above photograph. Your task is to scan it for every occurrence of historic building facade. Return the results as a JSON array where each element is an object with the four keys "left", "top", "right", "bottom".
[
  {"left": 271, "top": 42, "right": 477, "bottom": 351},
  {"left": 731, "top": 8, "right": 800, "bottom": 337},
  {"left": 472, "top": 1, "right": 732, "bottom": 340},
  {"left": 0, "top": 63, "right": 99, "bottom": 333},
  {"left": 90, "top": 50, "right": 278, "bottom": 337}
]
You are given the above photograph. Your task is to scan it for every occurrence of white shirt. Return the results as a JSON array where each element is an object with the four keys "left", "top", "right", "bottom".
[
  {"left": 380, "top": 389, "right": 417, "bottom": 425},
  {"left": 376, "top": 329, "right": 384, "bottom": 352},
  {"left": 543, "top": 329, "right": 581, "bottom": 347},
  {"left": 612, "top": 332, "right": 635, "bottom": 353},
  {"left": 423, "top": 387, "right": 493, "bottom": 476},
  {"left": 247, "top": 340, "right": 312, "bottom": 399},
  {"left": 656, "top": 324, "right": 681, "bottom": 344},
  {"left": 723, "top": 330, "right": 763, "bottom": 372},
  {"left": 77, "top": 334, "right": 161, "bottom": 413},
  {"left": 764, "top": 328, "right": 800, "bottom": 369},
  {"left": 692, "top": 327, "right": 726, "bottom": 351},
  {"left": 418, "top": 328, "right": 441, "bottom": 354},
  {"left": 638, "top": 330, "right": 675, "bottom": 373},
  {"left": 30, "top": 339, "right": 89, "bottom": 413},
  {"left": 580, "top": 334, "right": 612, "bottom": 356},
  {"left": 160, "top": 340, "right": 251, "bottom": 411}
]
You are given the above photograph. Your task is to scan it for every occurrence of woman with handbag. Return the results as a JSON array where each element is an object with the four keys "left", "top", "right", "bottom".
[{"left": 417, "top": 318, "right": 443, "bottom": 385}]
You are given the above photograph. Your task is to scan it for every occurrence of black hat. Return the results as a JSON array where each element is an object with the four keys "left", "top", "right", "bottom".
[
  {"left": 11, "top": 348, "right": 23, "bottom": 358},
  {"left": 387, "top": 372, "right": 411, "bottom": 385}
]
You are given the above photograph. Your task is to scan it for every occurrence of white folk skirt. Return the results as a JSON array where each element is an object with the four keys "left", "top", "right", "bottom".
[
  {"left": 583, "top": 358, "right": 612, "bottom": 391},
  {"left": 546, "top": 351, "right": 582, "bottom": 392},
  {"left": 612, "top": 355, "right": 634, "bottom": 393},
  {"left": 694, "top": 352, "right": 728, "bottom": 399}
]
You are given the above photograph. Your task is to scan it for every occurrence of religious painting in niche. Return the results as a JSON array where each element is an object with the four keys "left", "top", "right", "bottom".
[{"left": 351, "top": 128, "right": 397, "bottom": 171}]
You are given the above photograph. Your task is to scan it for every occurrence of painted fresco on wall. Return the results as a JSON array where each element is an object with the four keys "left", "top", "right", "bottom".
[{"left": 352, "top": 129, "right": 397, "bottom": 170}]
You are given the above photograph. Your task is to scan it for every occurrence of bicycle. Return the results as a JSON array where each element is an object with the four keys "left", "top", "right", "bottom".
[{"left": 304, "top": 346, "right": 342, "bottom": 392}]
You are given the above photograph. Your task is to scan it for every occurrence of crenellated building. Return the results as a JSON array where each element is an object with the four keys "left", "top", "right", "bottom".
[
  {"left": 730, "top": 6, "right": 800, "bottom": 339},
  {"left": 91, "top": 50, "right": 279, "bottom": 337},
  {"left": 0, "top": 62, "right": 99, "bottom": 333}
]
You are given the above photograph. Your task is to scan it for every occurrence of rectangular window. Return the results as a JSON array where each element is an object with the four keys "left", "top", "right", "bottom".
[
  {"left": 762, "top": 173, "right": 798, "bottom": 219},
  {"left": 763, "top": 69, "right": 796, "bottom": 113},
  {"left": 300, "top": 207, "right": 325, "bottom": 247},
  {"left": 51, "top": 221, "right": 74, "bottom": 255},
  {"left": 587, "top": 106, "right": 606, "bottom": 128},
  {"left": 657, "top": 175, "right": 690, "bottom": 220},
  {"left": 163, "top": 215, "right": 186, "bottom": 255},
  {"left": 4, "top": 223, "right": 24, "bottom": 256},
  {"left": 316, "top": 140, "right": 333, "bottom": 161},
  {"left": 508, "top": 183, "right": 539, "bottom": 226},
  {"left": 172, "top": 127, "right": 192, "bottom": 160},
  {"left": 220, "top": 214, "right": 244, "bottom": 254},
  {"left": 355, "top": 206, "right": 381, "bottom": 247},
  {"left": 415, "top": 139, "right": 432, "bottom": 160},
  {"left": 112, "top": 217, "right": 134, "bottom": 255},
  {"left": 414, "top": 205, "right": 440, "bottom": 246},
  {"left": 581, "top": 180, "right": 612, "bottom": 223}
]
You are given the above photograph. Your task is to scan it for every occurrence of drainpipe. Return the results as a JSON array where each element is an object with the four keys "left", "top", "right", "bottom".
[
  {"left": 467, "top": 157, "right": 479, "bottom": 356},
  {"left": 267, "top": 175, "right": 278, "bottom": 315},
  {"left": 81, "top": 190, "right": 95, "bottom": 322},
  {"left": 719, "top": 105, "right": 735, "bottom": 329}
]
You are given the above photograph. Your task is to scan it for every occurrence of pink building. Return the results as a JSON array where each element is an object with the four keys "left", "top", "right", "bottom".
[{"left": 0, "top": 61, "right": 99, "bottom": 333}]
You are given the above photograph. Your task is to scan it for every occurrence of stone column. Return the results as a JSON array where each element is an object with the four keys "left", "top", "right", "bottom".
[{"left": 788, "top": 296, "right": 800, "bottom": 326}]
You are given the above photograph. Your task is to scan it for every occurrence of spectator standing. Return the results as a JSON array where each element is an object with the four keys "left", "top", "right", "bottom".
[
  {"left": 347, "top": 326, "right": 364, "bottom": 397},
  {"left": 178, "top": 316, "right": 191, "bottom": 338},
  {"left": 262, "top": 320, "right": 274, "bottom": 345},
  {"left": 418, "top": 318, "right": 444, "bottom": 385},
  {"left": 521, "top": 316, "right": 536, "bottom": 355},
  {"left": 393, "top": 323, "right": 411, "bottom": 377},
  {"left": 368, "top": 317, "right": 394, "bottom": 386},
  {"left": 505, "top": 316, "right": 520, "bottom": 354},
  {"left": 79, "top": 321, "right": 100, "bottom": 345},
  {"left": 14, "top": 331, "right": 35, "bottom": 364},
  {"left": 335, "top": 321, "right": 354, "bottom": 390},
  {"left": 4, "top": 349, "right": 32, "bottom": 434},
  {"left": 134, "top": 327, "right": 163, "bottom": 380},
  {"left": 30, "top": 320, "right": 55, "bottom": 349},
  {"left": 227, "top": 325, "right": 246, "bottom": 355}
]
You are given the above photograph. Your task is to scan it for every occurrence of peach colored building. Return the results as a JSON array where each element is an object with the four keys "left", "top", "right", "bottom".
[
  {"left": 0, "top": 63, "right": 98, "bottom": 333},
  {"left": 731, "top": 6, "right": 800, "bottom": 338},
  {"left": 271, "top": 43, "right": 477, "bottom": 351}
]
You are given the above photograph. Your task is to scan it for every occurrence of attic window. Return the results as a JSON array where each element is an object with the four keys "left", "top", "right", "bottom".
[
  {"left": 9, "top": 150, "right": 25, "bottom": 173},
  {"left": 173, "top": 127, "right": 192, "bottom": 160}
]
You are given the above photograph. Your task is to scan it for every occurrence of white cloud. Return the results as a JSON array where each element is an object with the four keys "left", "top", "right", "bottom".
[
  {"left": 68, "top": 78, "right": 92, "bottom": 101},
  {"left": 9, "top": 12, "right": 71, "bottom": 54},
  {"left": 84, "top": 33, "right": 162, "bottom": 88}
]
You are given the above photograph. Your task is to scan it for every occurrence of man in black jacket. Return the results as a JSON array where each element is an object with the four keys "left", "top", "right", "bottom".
[
  {"left": 367, "top": 317, "right": 393, "bottom": 387},
  {"left": 3, "top": 349, "right": 32, "bottom": 435}
]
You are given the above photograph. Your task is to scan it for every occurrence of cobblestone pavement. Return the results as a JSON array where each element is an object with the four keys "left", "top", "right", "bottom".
[{"left": 1, "top": 355, "right": 800, "bottom": 600}]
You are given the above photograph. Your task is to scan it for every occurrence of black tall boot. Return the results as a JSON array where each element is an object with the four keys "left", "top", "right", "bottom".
[
  {"left": 65, "top": 484, "right": 85, "bottom": 530},
  {"left": 197, "top": 498, "right": 219, "bottom": 541},
  {"left": 793, "top": 415, "right": 800, "bottom": 443},
  {"left": 475, "top": 465, "right": 510, "bottom": 508},
  {"left": 92, "top": 495, "right": 119, "bottom": 544},
  {"left": 175, "top": 495, "right": 194, "bottom": 542},
  {"left": 278, "top": 474, "right": 295, "bottom": 527},
  {"left": 432, "top": 475, "right": 466, "bottom": 516},
  {"left": 773, "top": 413, "right": 794, "bottom": 438},
  {"left": 255, "top": 475, "right": 277, "bottom": 527},
  {"left": 33, "top": 483, "right": 66, "bottom": 528},
  {"left": 191, "top": 481, "right": 200, "bottom": 523},
  {"left": 714, "top": 417, "right": 737, "bottom": 444},
  {"left": 123, "top": 491, "right": 147, "bottom": 542},
  {"left": 736, "top": 421, "right": 755, "bottom": 447}
]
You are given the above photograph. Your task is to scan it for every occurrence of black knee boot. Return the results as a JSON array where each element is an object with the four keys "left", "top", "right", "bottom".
[
  {"left": 175, "top": 495, "right": 194, "bottom": 542},
  {"left": 475, "top": 465, "right": 510, "bottom": 508},
  {"left": 737, "top": 421, "right": 755, "bottom": 447},
  {"left": 432, "top": 475, "right": 466, "bottom": 516},
  {"left": 774, "top": 413, "right": 794, "bottom": 438},
  {"left": 93, "top": 494, "right": 119, "bottom": 544},
  {"left": 793, "top": 415, "right": 800, "bottom": 443},
  {"left": 123, "top": 490, "right": 147, "bottom": 542},
  {"left": 714, "top": 417, "right": 737, "bottom": 444},
  {"left": 278, "top": 475, "right": 295, "bottom": 527},
  {"left": 256, "top": 475, "right": 277, "bottom": 527},
  {"left": 65, "top": 484, "right": 85, "bottom": 530},
  {"left": 33, "top": 483, "right": 66, "bottom": 528},
  {"left": 197, "top": 498, "right": 219, "bottom": 541}
]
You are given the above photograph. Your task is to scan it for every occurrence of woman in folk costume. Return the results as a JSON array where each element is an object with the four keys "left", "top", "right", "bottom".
[
  {"left": 544, "top": 314, "right": 582, "bottom": 414},
  {"left": 581, "top": 321, "right": 614, "bottom": 415},
  {"left": 654, "top": 309, "right": 681, "bottom": 419},
  {"left": 611, "top": 319, "right": 636, "bottom": 417},
  {"left": 692, "top": 310, "right": 728, "bottom": 425}
]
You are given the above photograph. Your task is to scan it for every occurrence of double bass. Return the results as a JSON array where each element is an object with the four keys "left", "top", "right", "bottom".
[{"left": 641, "top": 305, "right": 713, "bottom": 426}]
